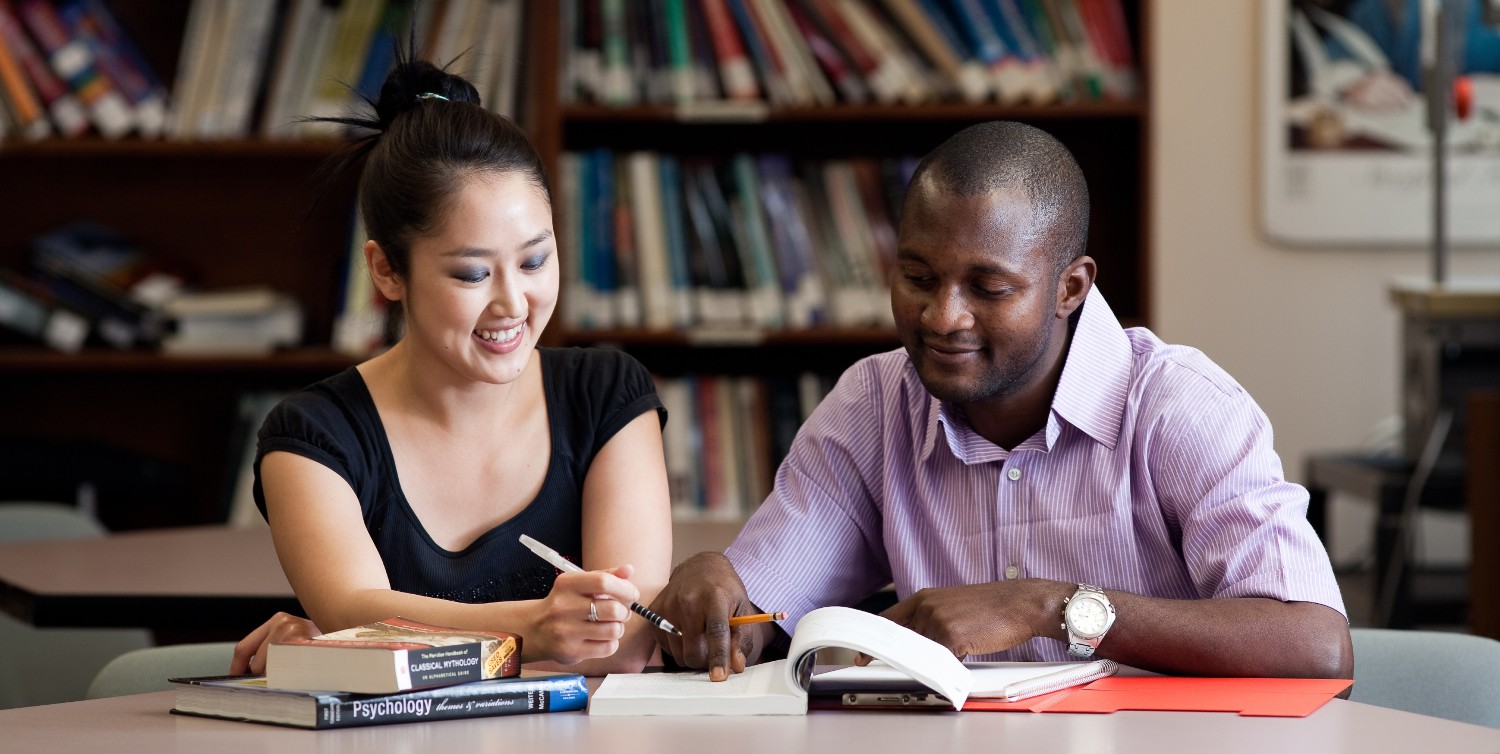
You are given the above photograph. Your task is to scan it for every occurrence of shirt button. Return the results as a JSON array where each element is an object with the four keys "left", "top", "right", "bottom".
[
  {"left": 1007, "top": 468, "right": 1022, "bottom": 481},
  {"left": 1005, "top": 565, "right": 1020, "bottom": 579}
]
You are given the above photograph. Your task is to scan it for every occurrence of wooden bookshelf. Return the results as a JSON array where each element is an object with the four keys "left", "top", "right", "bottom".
[
  {"left": 528, "top": 0, "right": 1154, "bottom": 522},
  {"left": 0, "top": 0, "right": 1153, "bottom": 530},
  {"left": 0, "top": 0, "right": 358, "bottom": 528}
]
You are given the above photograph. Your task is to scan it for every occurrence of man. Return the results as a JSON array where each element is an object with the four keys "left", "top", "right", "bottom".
[{"left": 651, "top": 121, "right": 1352, "bottom": 683}]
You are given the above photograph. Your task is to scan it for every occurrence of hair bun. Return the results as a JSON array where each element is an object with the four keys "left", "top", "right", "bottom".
[{"left": 373, "top": 59, "right": 482, "bottom": 130}]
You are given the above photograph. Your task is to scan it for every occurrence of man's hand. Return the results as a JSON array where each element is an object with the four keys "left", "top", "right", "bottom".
[
  {"left": 878, "top": 580, "right": 1065, "bottom": 660},
  {"left": 649, "top": 552, "right": 770, "bottom": 681}
]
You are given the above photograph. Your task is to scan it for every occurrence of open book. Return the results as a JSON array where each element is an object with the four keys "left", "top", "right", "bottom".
[{"left": 588, "top": 606, "right": 1116, "bottom": 715}]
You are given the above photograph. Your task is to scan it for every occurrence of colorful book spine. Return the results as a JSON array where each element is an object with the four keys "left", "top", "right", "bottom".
[
  {"left": 599, "top": 0, "right": 634, "bottom": 104},
  {"left": 701, "top": 0, "right": 759, "bottom": 100},
  {"left": 60, "top": 0, "right": 168, "bottom": 137},
  {"left": 662, "top": 0, "right": 694, "bottom": 104},
  {"left": 16, "top": 0, "right": 132, "bottom": 137},
  {"left": 0, "top": 0, "right": 86, "bottom": 137},
  {"left": 783, "top": 0, "right": 866, "bottom": 103},
  {"left": 0, "top": 4, "right": 48, "bottom": 139},
  {"left": 656, "top": 154, "right": 697, "bottom": 327}
]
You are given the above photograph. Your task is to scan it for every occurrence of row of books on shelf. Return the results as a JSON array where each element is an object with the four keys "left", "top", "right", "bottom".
[
  {"left": 562, "top": 0, "right": 1136, "bottom": 110},
  {"left": 559, "top": 150, "right": 909, "bottom": 334},
  {"left": 0, "top": 222, "right": 303, "bottom": 354},
  {"left": 0, "top": 0, "right": 528, "bottom": 143},
  {"left": 658, "top": 371, "right": 834, "bottom": 521}
]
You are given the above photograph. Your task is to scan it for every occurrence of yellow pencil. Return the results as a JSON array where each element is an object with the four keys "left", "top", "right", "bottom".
[{"left": 728, "top": 612, "right": 787, "bottom": 626}]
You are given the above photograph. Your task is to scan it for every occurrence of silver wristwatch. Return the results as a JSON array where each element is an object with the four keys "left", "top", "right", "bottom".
[{"left": 1062, "top": 584, "right": 1116, "bottom": 658}]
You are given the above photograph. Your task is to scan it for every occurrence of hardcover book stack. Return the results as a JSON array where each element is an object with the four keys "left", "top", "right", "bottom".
[
  {"left": 172, "top": 617, "right": 590, "bottom": 729},
  {"left": 561, "top": 0, "right": 1138, "bottom": 109}
]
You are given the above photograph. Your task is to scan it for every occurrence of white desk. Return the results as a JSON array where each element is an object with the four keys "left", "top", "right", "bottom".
[{"left": 4, "top": 689, "right": 1498, "bottom": 754}]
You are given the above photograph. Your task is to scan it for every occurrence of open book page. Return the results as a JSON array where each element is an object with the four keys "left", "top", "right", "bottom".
[
  {"left": 786, "top": 607, "right": 971, "bottom": 709},
  {"left": 588, "top": 660, "right": 805, "bottom": 716},
  {"left": 814, "top": 660, "right": 1118, "bottom": 703}
]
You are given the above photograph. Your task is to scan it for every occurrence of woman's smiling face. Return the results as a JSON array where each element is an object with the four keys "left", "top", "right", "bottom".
[{"left": 395, "top": 171, "right": 558, "bottom": 385}]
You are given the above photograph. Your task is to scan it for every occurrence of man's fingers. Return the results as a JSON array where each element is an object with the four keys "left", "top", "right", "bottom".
[{"left": 704, "top": 613, "right": 733, "bottom": 681}]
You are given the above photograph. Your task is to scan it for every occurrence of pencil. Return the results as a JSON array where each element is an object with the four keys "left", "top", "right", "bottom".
[{"left": 728, "top": 612, "right": 787, "bottom": 626}]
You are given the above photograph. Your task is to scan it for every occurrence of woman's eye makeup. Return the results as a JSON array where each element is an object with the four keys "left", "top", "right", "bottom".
[
  {"left": 453, "top": 267, "right": 490, "bottom": 283},
  {"left": 521, "top": 253, "right": 550, "bottom": 271}
]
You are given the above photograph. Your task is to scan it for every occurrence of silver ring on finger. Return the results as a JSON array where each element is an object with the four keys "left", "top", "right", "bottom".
[{"left": 588, "top": 600, "right": 599, "bottom": 622}]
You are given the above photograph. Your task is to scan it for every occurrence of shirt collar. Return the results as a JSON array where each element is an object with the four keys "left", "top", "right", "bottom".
[
  {"left": 1050, "top": 286, "right": 1131, "bottom": 450},
  {"left": 919, "top": 286, "right": 1131, "bottom": 462}
]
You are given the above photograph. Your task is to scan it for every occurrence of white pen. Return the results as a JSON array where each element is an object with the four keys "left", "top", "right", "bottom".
[{"left": 519, "top": 534, "right": 683, "bottom": 636}]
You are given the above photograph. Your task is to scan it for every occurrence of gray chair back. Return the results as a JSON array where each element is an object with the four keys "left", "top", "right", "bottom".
[
  {"left": 0, "top": 502, "right": 153, "bottom": 708},
  {"left": 1351, "top": 627, "right": 1500, "bottom": 728},
  {"left": 87, "top": 642, "right": 237, "bottom": 699}
]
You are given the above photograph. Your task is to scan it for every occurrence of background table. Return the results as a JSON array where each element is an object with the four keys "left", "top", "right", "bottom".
[
  {"left": 4, "top": 688, "right": 1499, "bottom": 754},
  {"left": 0, "top": 525, "right": 299, "bottom": 640}
]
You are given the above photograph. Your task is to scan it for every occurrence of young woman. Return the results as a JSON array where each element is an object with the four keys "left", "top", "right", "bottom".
[{"left": 230, "top": 55, "right": 671, "bottom": 676}]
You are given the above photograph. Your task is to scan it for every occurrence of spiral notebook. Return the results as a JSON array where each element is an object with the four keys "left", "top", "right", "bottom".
[{"left": 811, "top": 659, "right": 1118, "bottom": 708}]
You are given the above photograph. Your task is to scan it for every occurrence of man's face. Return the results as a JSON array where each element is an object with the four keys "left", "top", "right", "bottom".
[{"left": 891, "top": 179, "right": 1064, "bottom": 407}]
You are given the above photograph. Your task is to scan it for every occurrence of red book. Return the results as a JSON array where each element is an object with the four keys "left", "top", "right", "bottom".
[
  {"left": 695, "top": 375, "right": 724, "bottom": 515},
  {"left": 266, "top": 617, "right": 522, "bottom": 695},
  {"left": 702, "top": 0, "right": 760, "bottom": 99},
  {"left": 802, "top": 0, "right": 879, "bottom": 79},
  {"left": 784, "top": 0, "right": 866, "bottom": 102}
]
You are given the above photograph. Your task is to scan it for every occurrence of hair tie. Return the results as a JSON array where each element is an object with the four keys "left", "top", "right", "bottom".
[{"left": 416, "top": 92, "right": 449, "bottom": 102}]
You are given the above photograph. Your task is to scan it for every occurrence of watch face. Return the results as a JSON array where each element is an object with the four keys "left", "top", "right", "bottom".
[{"left": 1066, "top": 595, "right": 1110, "bottom": 639}]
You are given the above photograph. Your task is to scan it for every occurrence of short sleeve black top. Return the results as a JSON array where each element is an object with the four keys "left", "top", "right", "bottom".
[{"left": 252, "top": 347, "right": 664, "bottom": 604}]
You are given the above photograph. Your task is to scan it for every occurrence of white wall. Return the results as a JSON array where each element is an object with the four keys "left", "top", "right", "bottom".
[{"left": 1150, "top": 0, "right": 1498, "bottom": 565}]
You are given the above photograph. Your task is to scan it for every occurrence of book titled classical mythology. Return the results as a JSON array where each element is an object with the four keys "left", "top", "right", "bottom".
[
  {"left": 170, "top": 670, "right": 586, "bottom": 729},
  {"left": 588, "top": 606, "right": 1116, "bottom": 715},
  {"left": 266, "top": 617, "right": 521, "bottom": 694}
]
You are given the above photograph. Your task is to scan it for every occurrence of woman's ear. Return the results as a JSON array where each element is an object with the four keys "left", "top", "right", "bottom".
[{"left": 364, "top": 240, "right": 404, "bottom": 302}]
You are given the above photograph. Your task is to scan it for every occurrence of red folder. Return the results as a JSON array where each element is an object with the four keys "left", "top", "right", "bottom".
[{"left": 963, "top": 677, "right": 1353, "bottom": 718}]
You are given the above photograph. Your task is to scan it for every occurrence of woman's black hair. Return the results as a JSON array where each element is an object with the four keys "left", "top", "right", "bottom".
[{"left": 308, "top": 28, "right": 551, "bottom": 341}]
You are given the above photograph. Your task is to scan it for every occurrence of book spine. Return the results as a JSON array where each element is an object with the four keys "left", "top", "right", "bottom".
[
  {"left": 0, "top": 10, "right": 48, "bottom": 138},
  {"left": 599, "top": 0, "right": 633, "bottom": 104},
  {"left": 662, "top": 0, "right": 693, "bottom": 104},
  {"left": 782, "top": 0, "right": 865, "bottom": 103},
  {"left": 61, "top": 0, "right": 169, "bottom": 137},
  {"left": 724, "top": 0, "right": 784, "bottom": 104},
  {"left": 315, "top": 676, "right": 590, "bottom": 729},
  {"left": 701, "top": 0, "right": 758, "bottom": 100},
  {"left": 0, "top": 0, "right": 87, "bottom": 136},
  {"left": 17, "top": 0, "right": 132, "bottom": 137}
]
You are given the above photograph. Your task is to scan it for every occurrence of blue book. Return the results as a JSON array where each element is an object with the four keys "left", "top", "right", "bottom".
[
  {"left": 724, "top": 0, "right": 778, "bottom": 103},
  {"left": 588, "top": 149, "right": 618, "bottom": 327},
  {"left": 657, "top": 155, "right": 696, "bottom": 327},
  {"left": 171, "top": 671, "right": 588, "bottom": 729},
  {"left": 353, "top": 1, "right": 410, "bottom": 105}
]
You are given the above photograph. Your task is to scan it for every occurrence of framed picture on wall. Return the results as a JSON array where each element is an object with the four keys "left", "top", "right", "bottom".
[{"left": 1259, "top": 0, "right": 1500, "bottom": 245}]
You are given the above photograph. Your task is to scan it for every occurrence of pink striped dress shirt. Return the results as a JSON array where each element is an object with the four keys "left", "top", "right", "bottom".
[{"left": 725, "top": 287, "right": 1346, "bottom": 662}]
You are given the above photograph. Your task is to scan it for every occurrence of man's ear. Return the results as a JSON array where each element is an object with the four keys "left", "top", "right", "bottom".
[
  {"left": 1055, "top": 255, "right": 1096, "bottom": 319},
  {"left": 364, "top": 240, "right": 404, "bottom": 302}
]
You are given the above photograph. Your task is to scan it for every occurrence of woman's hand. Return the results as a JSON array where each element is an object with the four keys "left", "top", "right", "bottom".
[
  {"left": 230, "top": 612, "right": 318, "bottom": 675},
  {"left": 527, "top": 564, "right": 640, "bottom": 666}
]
